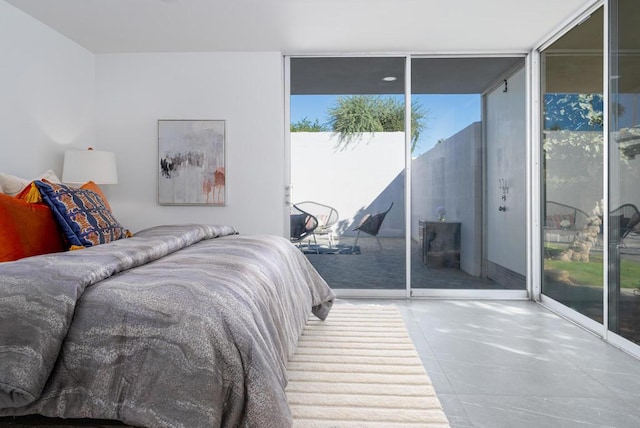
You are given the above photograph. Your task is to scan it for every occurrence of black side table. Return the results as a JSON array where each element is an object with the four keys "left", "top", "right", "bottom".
[{"left": 419, "top": 220, "right": 461, "bottom": 268}]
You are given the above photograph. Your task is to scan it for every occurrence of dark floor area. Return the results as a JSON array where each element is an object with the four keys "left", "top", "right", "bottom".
[{"left": 304, "top": 236, "right": 499, "bottom": 290}]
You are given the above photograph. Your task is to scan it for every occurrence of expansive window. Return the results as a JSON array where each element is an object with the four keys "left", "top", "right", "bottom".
[
  {"left": 541, "top": 8, "right": 604, "bottom": 323},
  {"left": 289, "top": 56, "right": 527, "bottom": 296},
  {"left": 609, "top": 0, "right": 640, "bottom": 345}
]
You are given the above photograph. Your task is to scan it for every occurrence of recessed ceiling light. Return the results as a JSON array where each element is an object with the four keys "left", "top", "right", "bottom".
[{"left": 382, "top": 76, "right": 397, "bottom": 82}]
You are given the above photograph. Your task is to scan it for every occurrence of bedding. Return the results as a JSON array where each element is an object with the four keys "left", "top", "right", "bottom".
[{"left": 0, "top": 224, "right": 335, "bottom": 427}]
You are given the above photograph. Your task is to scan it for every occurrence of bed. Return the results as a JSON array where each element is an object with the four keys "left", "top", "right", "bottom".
[{"left": 0, "top": 173, "right": 335, "bottom": 427}]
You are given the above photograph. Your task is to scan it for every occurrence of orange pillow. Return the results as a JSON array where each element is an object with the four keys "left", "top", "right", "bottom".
[{"left": 0, "top": 193, "right": 65, "bottom": 262}]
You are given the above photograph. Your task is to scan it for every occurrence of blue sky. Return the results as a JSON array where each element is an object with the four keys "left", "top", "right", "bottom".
[{"left": 290, "top": 94, "right": 481, "bottom": 155}]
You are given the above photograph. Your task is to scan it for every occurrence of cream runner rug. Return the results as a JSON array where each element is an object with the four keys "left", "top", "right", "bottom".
[{"left": 286, "top": 304, "right": 450, "bottom": 427}]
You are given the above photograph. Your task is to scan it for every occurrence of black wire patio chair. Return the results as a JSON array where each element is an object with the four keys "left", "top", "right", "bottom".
[
  {"left": 351, "top": 202, "right": 394, "bottom": 252},
  {"left": 290, "top": 203, "right": 319, "bottom": 253},
  {"left": 293, "top": 201, "right": 339, "bottom": 248},
  {"left": 610, "top": 203, "right": 640, "bottom": 247}
]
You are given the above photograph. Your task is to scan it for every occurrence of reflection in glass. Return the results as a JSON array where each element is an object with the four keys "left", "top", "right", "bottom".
[
  {"left": 608, "top": 0, "right": 640, "bottom": 344},
  {"left": 541, "top": 8, "right": 604, "bottom": 322}
]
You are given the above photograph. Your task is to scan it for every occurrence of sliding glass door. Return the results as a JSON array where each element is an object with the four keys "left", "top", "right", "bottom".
[
  {"left": 288, "top": 55, "right": 528, "bottom": 297},
  {"left": 540, "top": 7, "right": 604, "bottom": 324},
  {"left": 410, "top": 57, "right": 527, "bottom": 293},
  {"left": 609, "top": 0, "right": 640, "bottom": 346},
  {"left": 534, "top": 1, "right": 640, "bottom": 356}
]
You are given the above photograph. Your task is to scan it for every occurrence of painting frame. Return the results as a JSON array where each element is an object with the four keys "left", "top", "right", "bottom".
[{"left": 158, "top": 119, "right": 226, "bottom": 206}]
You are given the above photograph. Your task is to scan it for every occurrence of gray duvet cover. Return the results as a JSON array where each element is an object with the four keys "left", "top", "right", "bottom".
[{"left": 0, "top": 224, "right": 335, "bottom": 427}]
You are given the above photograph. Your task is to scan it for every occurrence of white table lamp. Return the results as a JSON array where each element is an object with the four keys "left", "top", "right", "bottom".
[{"left": 62, "top": 148, "right": 118, "bottom": 184}]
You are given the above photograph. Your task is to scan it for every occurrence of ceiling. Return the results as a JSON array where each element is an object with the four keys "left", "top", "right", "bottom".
[
  {"left": 544, "top": 7, "right": 603, "bottom": 93},
  {"left": 5, "top": 0, "right": 591, "bottom": 54},
  {"left": 291, "top": 57, "right": 525, "bottom": 95},
  {"left": 544, "top": 5, "right": 640, "bottom": 94}
]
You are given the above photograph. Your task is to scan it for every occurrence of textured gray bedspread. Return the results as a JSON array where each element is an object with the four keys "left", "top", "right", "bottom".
[{"left": 0, "top": 224, "right": 335, "bottom": 427}]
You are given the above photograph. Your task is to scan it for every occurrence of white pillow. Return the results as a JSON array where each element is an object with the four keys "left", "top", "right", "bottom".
[{"left": 0, "top": 169, "right": 61, "bottom": 197}]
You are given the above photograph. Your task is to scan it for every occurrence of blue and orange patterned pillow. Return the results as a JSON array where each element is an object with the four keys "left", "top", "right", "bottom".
[{"left": 34, "top": 180, "right": 131, "bottom": 249}]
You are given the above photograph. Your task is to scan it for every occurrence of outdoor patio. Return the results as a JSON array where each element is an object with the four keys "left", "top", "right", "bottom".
[{"left": 299, "top": 235, "right": 500, "bottom": 290}]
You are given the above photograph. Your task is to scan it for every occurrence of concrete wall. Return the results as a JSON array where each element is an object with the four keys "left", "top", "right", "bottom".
[
  {"left": 290, "top": 132, "right": 405, "bottom": 237},
  {"left": 411, "top": 123, "right": 483, "bottom": 276},
  {"left": 292, "top": 125, "right": 484, "bottom": 276},
  {"left": 486, "top": 67, "right": 527, "bottom": 276}
]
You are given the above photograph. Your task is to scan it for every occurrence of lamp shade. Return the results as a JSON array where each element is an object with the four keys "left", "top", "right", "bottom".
[{"left": 62, "top": 149, "right": 118, "bottom": 184}]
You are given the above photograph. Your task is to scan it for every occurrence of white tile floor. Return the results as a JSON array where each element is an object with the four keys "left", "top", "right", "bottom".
[{"left": 340, "top": 298, "right": 640, "bottom": 428}]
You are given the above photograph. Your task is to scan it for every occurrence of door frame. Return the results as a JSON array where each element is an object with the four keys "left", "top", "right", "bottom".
[
  {"left": 285, "top": 53, "right": 530, "bottom": 300},
  {"left": 533, "top": 0, "right": 608, "bottom": 339}
]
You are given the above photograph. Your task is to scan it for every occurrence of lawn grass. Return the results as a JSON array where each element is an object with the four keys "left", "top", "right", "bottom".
[{"left": 544, "top": 247, "right": 640, "bottom": 289}]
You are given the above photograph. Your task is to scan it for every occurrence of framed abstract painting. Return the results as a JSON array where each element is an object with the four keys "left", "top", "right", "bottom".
[{"left": 158, "top": 119, "right": 226, "bottom": 205}]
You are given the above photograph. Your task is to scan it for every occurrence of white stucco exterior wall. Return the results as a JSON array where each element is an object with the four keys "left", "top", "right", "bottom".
[
  {"left": 411, "top": 123, "right": 483, "bottom": 276},
  {"left": 292, "top": 127, "right": 485, "bottom": 277},
  {"left": 486, "top": 67, "right": 527, "bottom": 276},
  {"left": 291, "top": 132, "right": 405, "bottom": 236}
]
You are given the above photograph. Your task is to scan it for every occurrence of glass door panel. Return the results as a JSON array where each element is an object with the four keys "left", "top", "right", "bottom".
[
  {"left": 541, "top": 8, "right": 604, "bottom": 322},
  {"left": 609, "top": 0, "right": 640, "bottom": 344},
  {"left": 410, "top": 57, "right": 526, "bottom": 290},
  {"left": 289, "top": 57, "right": 406, "bottom": 291}
]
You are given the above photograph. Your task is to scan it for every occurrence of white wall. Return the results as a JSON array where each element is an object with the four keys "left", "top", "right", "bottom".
[
  {"left": 291, "top": 132, "right": 405, "bottom": 236},
  {"left": 485, "top": 67, "right": 527, "bottom": 275},
  {"left": 0, "top": 13, "right": 285, "bottom": 238},
  {"left": 0, "top": 0, "right": 95, "bottom": 177},
  {"left": 411, "top": 123, "right": 483, "bottom": 276},
  {"left": 95, "top": 52, "right": 285, "bottom": 235}
]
